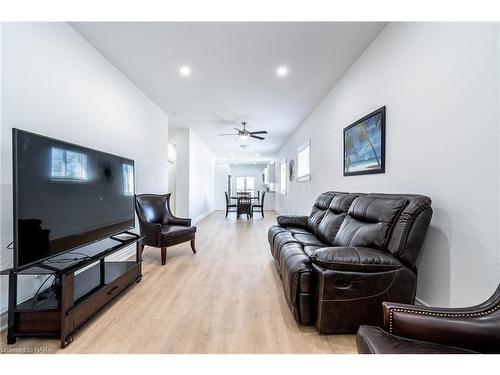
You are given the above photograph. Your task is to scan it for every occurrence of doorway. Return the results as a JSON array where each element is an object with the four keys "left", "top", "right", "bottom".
[{"left": 168, "top": 159, "right": 176, "bottom": 214}]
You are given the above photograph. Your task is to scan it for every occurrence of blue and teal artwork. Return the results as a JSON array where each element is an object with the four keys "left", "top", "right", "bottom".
[{"left": 344, "top": 107, "right": 385, "bottom": 176}]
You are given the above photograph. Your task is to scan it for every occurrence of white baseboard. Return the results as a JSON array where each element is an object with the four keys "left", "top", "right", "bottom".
[
  {"left": 191, "top": 209, "right": 215, "bottom": 225},
  {"left": 414, "top": 297, "right": 429, "bottom": 306}
]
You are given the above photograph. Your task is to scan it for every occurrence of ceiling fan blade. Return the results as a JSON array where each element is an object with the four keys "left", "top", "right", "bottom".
[
  {"left": 234, "top": 128, "right": 242, "bottom": 132},
  {"left": 218, "top": 133, "right": 237, "bottom": 136},
  {"left": 249, "top": 131, "right": 268, "bottom": 135},
  {"left": 250, "top": 135, "right": 265, "bottom": 140}
]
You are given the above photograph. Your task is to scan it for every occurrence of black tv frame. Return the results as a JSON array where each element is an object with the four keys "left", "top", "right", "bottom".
[{"left": 12, "top": 128, "right": 136, "bottom": 270}]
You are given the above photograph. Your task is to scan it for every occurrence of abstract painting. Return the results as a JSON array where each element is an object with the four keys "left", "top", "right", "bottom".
[{"left": 343, "top": 106, "right": 386, "bottom": 176}]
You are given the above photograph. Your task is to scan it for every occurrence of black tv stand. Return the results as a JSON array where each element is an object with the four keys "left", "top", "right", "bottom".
[{"left": 2, "top": 233, "right": 143, "bottom": 348}]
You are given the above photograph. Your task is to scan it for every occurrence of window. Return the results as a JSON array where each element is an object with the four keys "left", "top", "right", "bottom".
[
  {"left": 263, "top": 167, "right": 269, "bottom": 186},
  {"left": 51, "top": 147, "right": 87, "bottom": 181},
  {"left": 297, "top": 141, "right": 311, "bottom": 182},
  {"left": 235, "top": 176, "right": 255, "bottom": 195},
  {"left": 280, "top": 159, "right": 287, "bottom": 194},
  {"left": 123, "top": 164, "right": 134, "bottom": 196},
  {"left": 235, "top": 176, "right": 245, "bottom": 192}
]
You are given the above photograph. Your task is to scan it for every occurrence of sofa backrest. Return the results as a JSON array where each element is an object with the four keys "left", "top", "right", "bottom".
[
  {"left": 306, "top": 192, "right": 339, "bottom": 234},
  {"left": 316, "top": 193, "right": 359, "bottom": 245},
  {"left": 333, "top": 195, "right": 409, "bottom": 250},
  {"left": 369, "top": 193, "right": 433, "bottom": 267},
  {"left": 332, "top": 193, "right": 432, "bottom": 268}
]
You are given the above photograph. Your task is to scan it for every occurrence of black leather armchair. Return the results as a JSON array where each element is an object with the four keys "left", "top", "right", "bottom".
[
  {"left": 135, "top": 193, "right": 196, "bottom": 265},
  {"left": 357, "top": 282, "right": 500, "bottom": 354}
]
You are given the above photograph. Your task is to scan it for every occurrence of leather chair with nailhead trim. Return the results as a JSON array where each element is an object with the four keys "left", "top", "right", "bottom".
[{"left": 356, "top": 283, "right": 500, "bottom": 354}]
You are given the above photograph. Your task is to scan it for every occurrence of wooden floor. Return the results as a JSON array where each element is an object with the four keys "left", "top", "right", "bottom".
[{"left": 1, "top": 211, "right": 356, "bottom": 354}]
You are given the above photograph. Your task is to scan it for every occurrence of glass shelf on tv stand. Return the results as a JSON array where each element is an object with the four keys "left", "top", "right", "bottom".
[{"left": 1, "top": 233, "right": 142, "bottom": 276}]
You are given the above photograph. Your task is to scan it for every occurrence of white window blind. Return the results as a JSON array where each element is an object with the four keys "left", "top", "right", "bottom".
[
  {"left": 297, "top": 141, "right": 311, "bottom": 182},
  {"left": 235, "top": 176, "right": 255, "bottom": 195},
  {"left": 123, "top": 164, "right": 134, "bottom": 195},
  {"left": 51, "top": 147, "right": 87, "bottom": 181}
]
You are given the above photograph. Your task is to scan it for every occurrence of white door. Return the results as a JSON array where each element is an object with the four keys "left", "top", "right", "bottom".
[{"left": 168, "top": 160, "right": 176, "bottom": 214}]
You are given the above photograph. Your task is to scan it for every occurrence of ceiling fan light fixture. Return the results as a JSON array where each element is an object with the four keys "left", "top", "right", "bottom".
[{"left": 239, "top": 133, "right": 250, "bottom": 141}]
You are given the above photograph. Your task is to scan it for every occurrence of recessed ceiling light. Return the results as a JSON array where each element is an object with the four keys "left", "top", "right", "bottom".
[
  {"left": 277, "top": 66, "right": 288, "bottom": 77},
  {"left": 256, "top": 153, "right": 260, "bottom": 157},
  {"left": 179, "top": 66, "right": 191, "bottom": 76}
]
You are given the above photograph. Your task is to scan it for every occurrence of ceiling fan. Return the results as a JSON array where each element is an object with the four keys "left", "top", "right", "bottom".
[{"left": 218, "top": 122, "right": 268, "bottom": 140}]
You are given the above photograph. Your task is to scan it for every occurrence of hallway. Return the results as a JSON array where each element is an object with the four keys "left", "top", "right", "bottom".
[{"left": 1, "top": 211, "right": 356, "bottom": 354}]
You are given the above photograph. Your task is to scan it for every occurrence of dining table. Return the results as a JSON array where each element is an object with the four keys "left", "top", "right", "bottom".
[{"left": 230, "top": 196, "right": 259, "bottom": 201}]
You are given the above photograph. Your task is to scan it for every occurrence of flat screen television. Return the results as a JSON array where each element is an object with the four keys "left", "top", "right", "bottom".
[{"left": 13, "top": 129, "right": 135, "bottom": 269}]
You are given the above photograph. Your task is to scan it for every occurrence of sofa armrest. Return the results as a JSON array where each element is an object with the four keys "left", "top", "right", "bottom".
[
  {"left": 310, "top": 246, "right": 403, "bottom": 272},
  {"left": 382, "top": 301, "right": 497, "bottom": 352},
  {"left": 276, "top": 215, "right": 308, "bottom": 228}
]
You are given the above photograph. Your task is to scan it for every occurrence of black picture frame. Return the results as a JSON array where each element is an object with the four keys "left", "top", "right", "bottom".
[{"left": 343, "top": 106, "right": 386, "bottom": 176}]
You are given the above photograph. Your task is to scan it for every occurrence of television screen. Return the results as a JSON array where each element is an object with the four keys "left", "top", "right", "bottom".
[{"left": 13, "top": 129, "right": 135, "bottom": 269}]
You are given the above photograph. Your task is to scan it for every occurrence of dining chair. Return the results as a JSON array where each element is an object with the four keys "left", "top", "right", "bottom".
[
  {"left": 252, "top": 191, "right": 266, "bottom": 218},
  {"left": 225, "top": 191, "right": 237, "bottom": 218},
  {"left": 237, "top": 196, "right": 252, "bottom": 219}
]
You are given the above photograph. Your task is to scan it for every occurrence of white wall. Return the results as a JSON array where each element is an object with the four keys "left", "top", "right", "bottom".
[
  {"left": 172, "top": 128, "right": 216, "bottom": 222},
  {"left": 189, "top": 130, "right": 216, "bottom": 222},
  {"left": 275, "top": 23, "right": 500, "bottom": 307},
  {"left": 173, "top": 128, "right": 190, "bottom": 217},
  {"left": 215, "top": 162, "right": 230, "bottom": 210},
  {"left": 0, "top": 23, "right": 169, "bottom": 314}
]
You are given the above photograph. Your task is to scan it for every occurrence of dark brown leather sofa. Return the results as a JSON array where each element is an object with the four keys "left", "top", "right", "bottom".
[
  {"left": 268, "top": 191, "right": 432, "bottom": 333},
  {"left": 357, "top": 283, "right": 500, "bottom": 353}
]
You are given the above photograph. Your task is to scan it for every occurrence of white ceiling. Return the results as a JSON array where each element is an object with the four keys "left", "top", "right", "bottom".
[{"left": 71, "top": 22, "right": 386, "bottom": 161}]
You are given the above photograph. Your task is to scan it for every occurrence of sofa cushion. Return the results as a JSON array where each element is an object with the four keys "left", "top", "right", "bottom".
[
  {"left": 333, "top": 196, "right": 408, "bottom": 249},
  {"left": 316, "top": 193, "right": 359, "bottom": 245},
  {"left": 310, "top": 246, "right": 403, "bottom": 272},
  {"left": 303, "top": 245, "right": 324, "bottom": 257},
  {"left": 268, "top": 225, "right": 287, "bottom": 252},
  {"left": 279, "top": 242, "right": 313, "bottom": 322},
  {"left": 292, "top": 233, "right": 328, "bottom": 247},
  {"left": 356, "top": 326, "right": 477, "bottom": 354},
  {"left": 272, "top": 231, "right": 300, "bottom": 260},
  {"left": 161, "top": 225, "right": 196, "bottom": 237},
  {"left": 284, "top": 226, "right": 310, "bottom": 235},
  {"left": 306, "top": 192, "right": 336, "bottom": 234}
]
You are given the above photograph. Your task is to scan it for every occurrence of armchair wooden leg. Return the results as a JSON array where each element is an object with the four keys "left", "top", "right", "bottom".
[
  {"left": 190, "top": 239, "right": 197, "bottom": 254},
  {"left": 161, "top": 247, "right": 167, "bottom": 265},
  {"left": 140, "top": 244, "right": 145, "bottom": 254}
]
